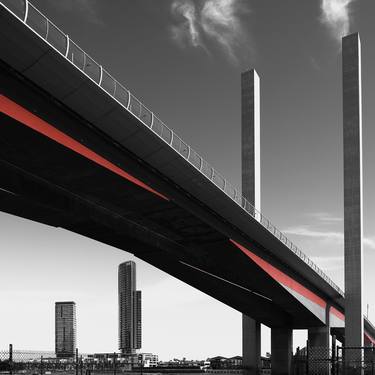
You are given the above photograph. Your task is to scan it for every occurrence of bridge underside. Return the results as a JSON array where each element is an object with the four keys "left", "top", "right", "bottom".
[
  {"left": 3, "top": 3, "right": 375, "bottom": 360},
  {"left": 0, "top": 63, "right": 329, "bottom": 329}
]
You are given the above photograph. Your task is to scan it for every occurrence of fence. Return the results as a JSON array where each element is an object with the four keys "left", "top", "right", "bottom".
[
  {"left": 291, "top": 343, "right": 375, "bottom": 375},
  {"left": 336, "top": 347, "right": 375, "bottom": 375},
  {"left": 0, "top": 345, "right": 138, "bottom": 375},
  {"left": 3, "top": 345, "right": 374, "bottom": 374},
  {"left": 293, "top": 347, "right": 308, "bottom": 375}
]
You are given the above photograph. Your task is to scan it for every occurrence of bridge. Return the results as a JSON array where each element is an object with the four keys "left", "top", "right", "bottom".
[{"left": 0, "top": 1, "right": 374, "bottom": 374}]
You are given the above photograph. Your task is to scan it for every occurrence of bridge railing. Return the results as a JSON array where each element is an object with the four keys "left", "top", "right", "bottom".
[{"left": 0, "top": 0, "right": 344, "bottom": 297}]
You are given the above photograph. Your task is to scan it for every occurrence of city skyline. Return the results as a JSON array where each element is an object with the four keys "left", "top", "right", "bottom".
[{"left": 1, "top": 0, "right": 375, "bottom": 362}]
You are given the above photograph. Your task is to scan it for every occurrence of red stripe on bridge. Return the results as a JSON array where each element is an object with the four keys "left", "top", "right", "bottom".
[
  {"left": 230, "top": 239, "right": 327, "bottom": 309},
  {"left": 0, "top": 95, "right": 168, "bottom": 201},
  {"left": 365, "top": 332, "right": 375, "bottom": 345},
  {"left": 330, "top": 306, "right": 345, "bottom": 321}
]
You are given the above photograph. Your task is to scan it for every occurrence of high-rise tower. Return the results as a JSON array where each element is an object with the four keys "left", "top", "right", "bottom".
[
  {"left": 118, "top": 261, "right": 142, "bottom": 354},
  {"left": 55, "top": 301, "right": 76, "bottom": 358}
]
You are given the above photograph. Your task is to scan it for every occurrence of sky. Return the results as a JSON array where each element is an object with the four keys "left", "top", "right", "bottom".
[{"left": 1, "top": 0, "right": 375, "bottom": 361}]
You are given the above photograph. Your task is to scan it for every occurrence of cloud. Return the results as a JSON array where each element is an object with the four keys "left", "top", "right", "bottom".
[
  {"left": 284, "top": 226, "right": 343, "bottom": 242},
  {"left": 320, "top": 0, "right": 356, "bottom": 41},
  {"left": 200, "top": 0, "right": 249, "bottom": 63},
  {"left": 170, "top": 0, "right": 251, "bottom": 64},
  {"left": 364, "top": 237, "right": 375, "bottom": 250},
  {"left": 284, "top": 226, "right": 375, "bottom": 251},
  {"left": 307, "top": 212, "right": 343, "bottom": 223},
  {"left": 171, "top": 0, "right": 202, "bottom": 48}
]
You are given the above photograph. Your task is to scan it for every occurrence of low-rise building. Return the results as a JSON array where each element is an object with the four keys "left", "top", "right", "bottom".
[{"left": 138, "top": 353, "right": 158, "bottom": 367}]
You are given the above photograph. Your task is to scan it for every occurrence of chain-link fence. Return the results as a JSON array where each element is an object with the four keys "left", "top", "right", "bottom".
[
  {"left": 336, "top": 347, "right": 375, "bottom": 375},
  {"left": 3, "top": 345, "right": 375, "bottom": 375},
  {"left": 0, "top": 346, "right": 81, "bottom": 375},
  {"left": 290, "top": 343, "right": 375, "bottom": 375},
  {"left": 0, "top": 346, "right": 140, "bottom": 375},
  {"left": 307, "top": 346, "right": 332, "bottom": 375}
]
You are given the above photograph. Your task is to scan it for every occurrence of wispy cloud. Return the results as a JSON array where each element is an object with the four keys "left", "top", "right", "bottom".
[
  {"left": 364, "top": 237, "right": 375, "bottom": 250},
  {"left": 284, "top": 226, "right": 375, "bottom": 251},
  {"left": 320, "top": 0, "right": 356, "bottom": 41},
  {"left": 307, "top": 212, "right": 343, "bottom": 223},
  {"left": 171, "top": 0, "right": 202, "bottom": 48},
  {"left": 170, "top": 0, "right": 251, "bottom": 64},
  {"left": 284, "top": 226, "right": 343, "bottom": 242},
  {"left": 200, "top": 0, "right": 249, "bottom": 63}
]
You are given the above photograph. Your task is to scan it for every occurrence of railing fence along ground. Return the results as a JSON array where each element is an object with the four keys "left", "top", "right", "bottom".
[
  {"left": 0, "top": 345, "right": 129, "bottom": 375},
  {"left": 336, "top": 346, "right": 375, "bottom": 375},
  {"left": 0, "top": 0, "right": 343, "bottom": 296},
  {"left": 292, "top": 342, "right": 375, "bottom": 375},
  {"left": 0, "top": 346, "right": 267, "bottom": 375},
  {"left": 2, "top": 344, "right": 375, "bottom": 374}
]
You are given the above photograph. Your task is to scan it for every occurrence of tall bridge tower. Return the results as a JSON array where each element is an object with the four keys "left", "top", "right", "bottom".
[
  {"left": 342, "top": 32, "right": 364, "bottom": 357},
  {"left": 241, "top": 69, "right": 261, "bottom": 375}
]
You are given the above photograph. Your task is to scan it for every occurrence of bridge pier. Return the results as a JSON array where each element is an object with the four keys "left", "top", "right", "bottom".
[
  {"left": 242, "top": 316, "right": 261, "bottom": 375},
  {"left": 307, "top": 303, "right": 331, "bottom": 374},
  {"left": 342, "top": 32, "right": 364, "bottom": 356},
  {"left": 241, "top": 68, "right": 261, "bottom": 375},
  {"left": 271, "top": 328, "right": 293, "bottom": 375},
  {"left": 308, "top": 327, "right": 330, "bottom": 375}
]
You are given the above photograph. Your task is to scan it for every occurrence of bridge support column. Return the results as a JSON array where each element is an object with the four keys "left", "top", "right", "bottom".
[
  {"left": 241, "top": 69, "right": 261, "bottom": 375},
  {"left": 308, "top": 327, "right": 330, "bottom": 375},
  {"left": 242, "top": 316, "right": 261, "bottom": 375},
  {"left": 271, "top": 328, "right": 293, "bottom": 375},
  {"left": 307, "top": 304, "right": 331, "bottom": 374},
  {"left": 342, "top": 31, "right": 364, "bottom": 363},
  {"left": 241, "top": 69, "right": 260, "bottom": 210}
]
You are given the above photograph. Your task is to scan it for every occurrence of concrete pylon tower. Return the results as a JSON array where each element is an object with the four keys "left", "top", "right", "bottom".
[
  {"left": 241, "top": 69, "right": 261, "bottom": 375},
  {"left": 242, "top": 69, "right": 260, "bottom": 211},
  {"left": 342, "top": 32, "right": 364, "bottom": 350}
]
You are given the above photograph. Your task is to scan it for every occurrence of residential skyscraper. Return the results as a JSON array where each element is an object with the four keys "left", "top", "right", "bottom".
[
  {"left": 118, "top": 261, "right": 142, "bottom": 354},
  {"left": 55, "top": 301, "right": 76, "bottom": 358}
]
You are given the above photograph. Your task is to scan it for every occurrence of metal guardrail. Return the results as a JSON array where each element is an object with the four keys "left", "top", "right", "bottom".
[{"left": 0, "top": 0, "right": 344, "bottom": 297}]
